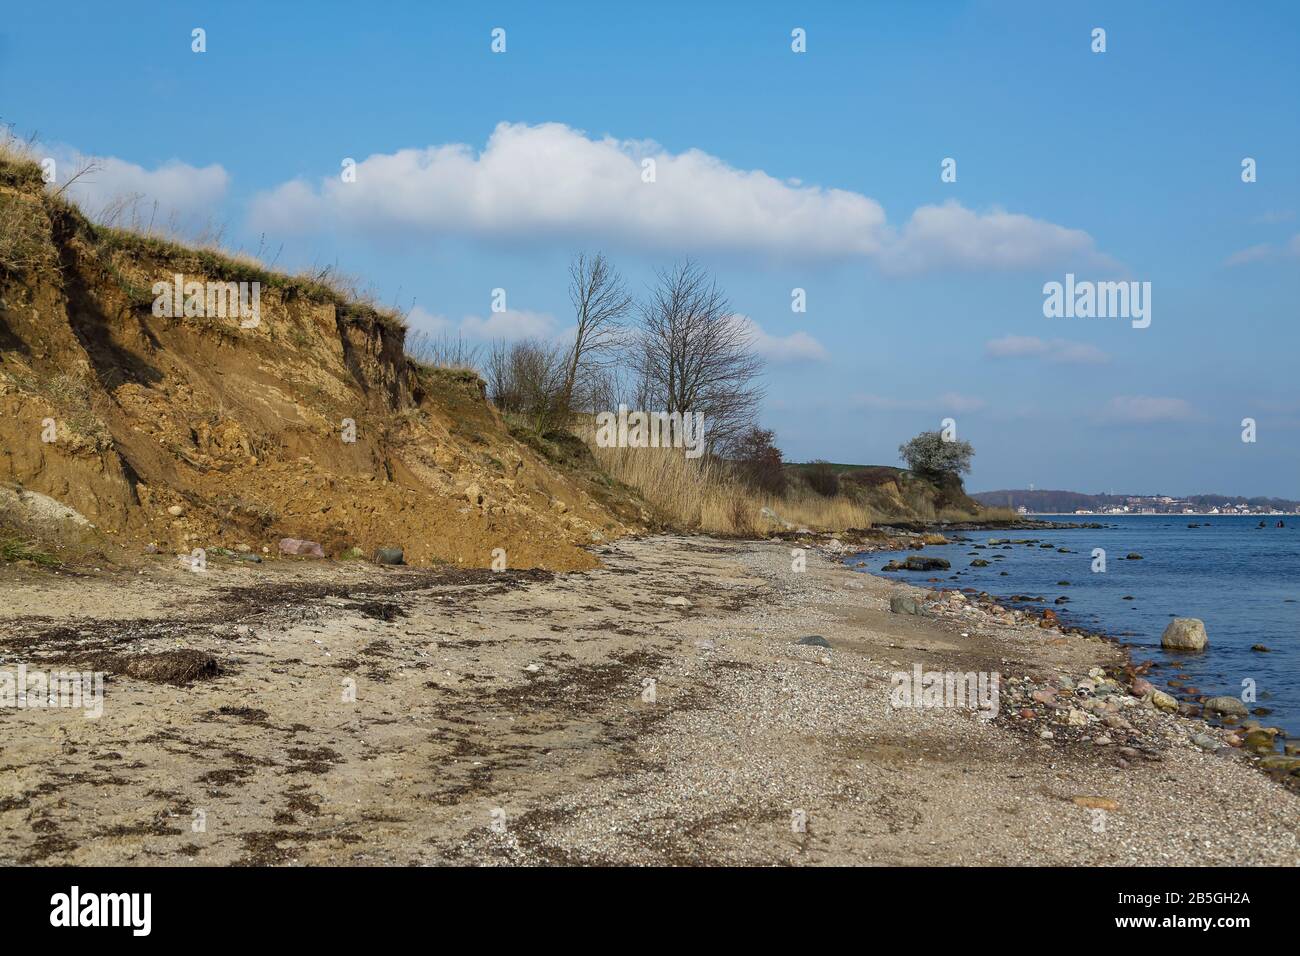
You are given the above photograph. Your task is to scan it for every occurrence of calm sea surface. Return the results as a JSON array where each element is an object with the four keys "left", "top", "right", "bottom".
[{"left": 852, "top": 514, "right": 1300, "bottom": 736}]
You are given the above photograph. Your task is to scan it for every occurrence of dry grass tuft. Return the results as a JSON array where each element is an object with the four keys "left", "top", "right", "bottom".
[{"left": 586, "top": 440, "right": 879, "bottom": 535}]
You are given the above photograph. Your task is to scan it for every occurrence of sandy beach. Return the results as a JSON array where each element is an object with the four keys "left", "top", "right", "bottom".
[{"left": 2, "top": 536, "right": 1295, "bottom": 866}]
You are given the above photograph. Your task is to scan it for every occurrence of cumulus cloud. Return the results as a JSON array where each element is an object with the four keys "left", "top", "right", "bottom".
[
  {"left": 984, "top": 335, "right": 1109, "bottom": 365},
  {"left": 851, "top": 392, "right": 986, "bottom": 414},
  {"left": 734, "top": 316, "right": 829, "bottom": 363},
  {"left": 48, "top": 148, "right": 229, "bottom": 224},
  {"left": 248, "top": 122, "right": 1109, "bottom": 273},
  {"left": 1101, "top": 396, "right": 1196, "bottom": 423},
  {"left": 879, "top": 202, "right": 1112, "bottom": 276}
]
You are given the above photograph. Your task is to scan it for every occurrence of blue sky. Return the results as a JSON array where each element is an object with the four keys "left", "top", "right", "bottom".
[{"left": 3, "top": 1, "right": 1297, "bottom": 496}]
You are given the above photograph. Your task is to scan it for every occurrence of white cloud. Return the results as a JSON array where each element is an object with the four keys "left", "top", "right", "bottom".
[
  {"left": 879, "top": 202, "right": 1113, "bottom": 275},
  {"left": 984, "top": 335, "right": 1109, "bottom": 365},
  {"left": 248, "top": 122, "right": 1109, "bottom": 274},
  {"left": 1225, "top": 233, "right": 1300, "bottom": 266},
  {"left": 851, "top": 392, "right": 986, "bottom": 414},
  {"left": 460, "top": 309, "right": 557, "bottom": 341},
  {"left": 734, "top": 316, "right": 829, "bottom": 363},
  {"left": 407, "top": 305, "right": 557, "bottom": 342},
  {"left": 405, "top": 306, "right": 455, "bottom": 334},
  {"left": 49, "top": 148, "right": 229, "bottom": 224},
  {"left": 1101, "top": 396, "right": 1196, "bottom": 423}
]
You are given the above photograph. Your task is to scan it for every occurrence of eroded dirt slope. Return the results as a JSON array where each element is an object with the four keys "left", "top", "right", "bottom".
[{"left": 0, "top": 160, "right": 642, "bottom": 569}]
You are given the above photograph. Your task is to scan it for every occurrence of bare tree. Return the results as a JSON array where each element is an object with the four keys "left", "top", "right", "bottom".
[
  {"left": 485, "top": 338, "right": 568, "bottom": 433},
  {"left": 634, "top": 260, "right": 764, "bottom": 454},
  {"left": 561, "top": 252, "right": 632, "bottom": 411}
]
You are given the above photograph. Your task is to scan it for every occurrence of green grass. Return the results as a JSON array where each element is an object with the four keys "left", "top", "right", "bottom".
[{"left": 0, "top": 535, "right": 59, "bottom": 566}]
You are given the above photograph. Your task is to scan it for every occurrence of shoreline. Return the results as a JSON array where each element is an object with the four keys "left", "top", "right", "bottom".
[
  {"left": 836, "top": 530, "right": 1300, "bottom": 777},
  {"left": 2, "top": 533, "right": 1296, "bottom": 865}
]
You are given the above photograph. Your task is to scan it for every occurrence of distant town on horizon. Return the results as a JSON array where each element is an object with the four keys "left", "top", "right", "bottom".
[{"left": 972, "top": 490, "right": 1300, "bottom": 516}]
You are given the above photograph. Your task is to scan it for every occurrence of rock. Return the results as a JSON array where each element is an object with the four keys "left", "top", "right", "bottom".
[
  {"left": 278, "top": 537, "right": 325, "bottom": 558},
  {"left": 1064, "top": 708, "right": 1088, "bottom": 726},
  {"left": 550, "top": 498, "right": 568, "bottom": 514},
  {"left": 889, "top": 594, "right": 921, "bottom": 615},
  {"left": 1258, "top": 755, "right": 1300, "bottom": 772},
  {"left": 1031, "top": 689, "right": 1058, "bottom": 706},
  {"left": 1150, "top": 690, "right": 1178, "bottom": 712},
  {"left": 463, "top": 484, "right": 483, "bottom": 505},
  {"left": 232, "top": 552, "right": 262, "bottom": 563},
  {"left": 1103, "top": 713, "right": 1133, "bottom": 731},
  {"left": 1071, "top": 796, "right": 1118, "bottom": 811},
  {"left": 1243, "top": 730, "right": 1276, "bottom": 752},
  {"left": 903, "top": 555, "right": 950, "bottom": 571},
  {"left": 1202, "top": 695, "right": 1247, "bottom": 716},
  {"left": 167, "top": 505, "right": 185, "bottom": 517},
  {"left": 796, "top": 635, "right": 831, "bottom": 648},
  {"left": 970, "top": 559, "right": 989, "bottom": 567},
  {"left": 374, "top": 547, "right": 405, "bottom": 565},
  {"left": 1251, "top": 644, "right": 1270, "bottom": 652},
  {"left": 1125, "top": 553, "right": 1143, "bottom": 560},
  {"left": 1191, "top": 733, "right": 1219, "bottom": 751},
  {"left": 341, "top": 546, "right": 366, "bottom": 560},
  {"left": 759, "top": 506, "right": 793, "bottom": 529},
  {"left": 143, "top": 543, "right": 160, "bottom": 554},
  {"left": 1160, "top": 618, "right": 1207, "bottom": 652},
  {"left": 664, "top": 596, "right": 692, "bottom": 607}
]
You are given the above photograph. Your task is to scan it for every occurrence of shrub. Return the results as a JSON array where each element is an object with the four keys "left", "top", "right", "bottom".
[
  {"left": 806, "top": 460, "right": 840, "bottom": 498},
  {"left": 405, "top": 330, "right": 481, "bottom": 372},
  {"left": 727, "top": 427, "right": 786, "bottom": 496},
  {"left": 485, "top": 338, "right": 569, "bottom": 433},
  {"left": 899, "top": 431, "right": 974, "bottom": 478}
]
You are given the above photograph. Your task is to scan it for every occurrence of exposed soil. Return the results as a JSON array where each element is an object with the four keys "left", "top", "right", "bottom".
[{"left": 1, "top": 171, "right": 648, "bottom": 572}]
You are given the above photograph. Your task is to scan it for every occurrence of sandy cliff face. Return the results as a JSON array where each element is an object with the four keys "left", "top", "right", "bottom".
[{"left": 0, "top": 163, "right": 639, "bottom": 569}]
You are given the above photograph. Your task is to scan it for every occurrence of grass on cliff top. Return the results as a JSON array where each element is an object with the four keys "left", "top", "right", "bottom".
[
  {"left": 88, "top": 225, "right": 408, "bottom": 333},
  {"left": 0, "top": 142, "right": 407, "bottom": 335}
]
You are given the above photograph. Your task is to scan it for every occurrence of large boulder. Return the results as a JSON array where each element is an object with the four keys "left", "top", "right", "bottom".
[
  {"left": 1161, "top": 618, "right": 1208, "bottom": 652},
  {"left": 278, "top": 537, "right": 325, "bottom": 558},
  {"left": 1202, "top": 695, "right": 1247, "bottom": 716},
  {"left": 889, "top": 594, "right": 921, "bottom": 615},
  {"left": 903, "top": 555, "right": 950, "bottom": 572}
]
